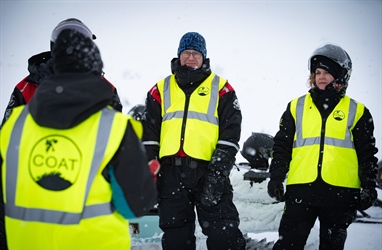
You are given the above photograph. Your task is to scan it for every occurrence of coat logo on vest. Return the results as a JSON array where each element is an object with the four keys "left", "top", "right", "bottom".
[
  {"left": 333, "top": 110, "right": 345, "bottom": 121},
  {"left": 29, "top": 135, "right": 82, "bottom": 191},
  {"left": 197, "top": 86, "right": 209, "bottom": 96}
]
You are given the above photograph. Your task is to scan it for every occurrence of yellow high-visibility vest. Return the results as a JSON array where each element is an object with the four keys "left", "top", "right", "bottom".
[
  {"left": 1, "top": 105, "right": 142, "bottom": 250},
  {"left": 157, "top": 73, "right": 226, "bottom": 160},
  {"left": 287, "top": 94, "right": 364, "bottom": 188}
]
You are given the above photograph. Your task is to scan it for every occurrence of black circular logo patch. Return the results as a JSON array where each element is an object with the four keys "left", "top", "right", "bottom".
[
  {"left": 197, "top": 86, "right": 209, "bottom": 96},
  {"left": 333, "top": 110, "right": 345, "bottom": 121},
  {"left": 29, "top": 135, "right": 82, "bottom": 191}
]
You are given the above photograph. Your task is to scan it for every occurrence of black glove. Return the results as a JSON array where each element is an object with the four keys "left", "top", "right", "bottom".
[
  {"left": 200, "top": 171, "right": 227, "bottom": 206},
  {"left": 267, "top": 180, "right": 285, "bottom": 202},
  {"left": 357, "top": 188, "right": 377, "bottom": 211},
  {"left": 200, "top": 149, "right": 235, "bottom": 206}
]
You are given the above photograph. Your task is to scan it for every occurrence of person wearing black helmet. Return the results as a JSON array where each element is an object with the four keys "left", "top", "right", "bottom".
[
  {"left": 0, "top": 18, "right": 122, "bottom": 130},
  {"left": 0, "top": 29, "right": 158, "bottom": 250},
  {"left": 0, "top": 18, "right": 123, "bottom": 250},
  {"left": 268, "top": 43, "right": 379, "bottom": 249}
]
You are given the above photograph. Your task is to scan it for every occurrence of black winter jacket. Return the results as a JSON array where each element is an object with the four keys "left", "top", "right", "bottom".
[
  {"left": 270, "top": 87, "right": 379, "bottom": 207},
  {"left": 142, "top": 58, "right": 242, "bottom": 161},
  {"left": 0, "top": 51, "right": 123, "bottom": 129}
]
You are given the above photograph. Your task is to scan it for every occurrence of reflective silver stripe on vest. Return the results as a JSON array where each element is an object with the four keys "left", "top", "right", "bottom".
[
  {"left": 217, "top": 140, "right": 240, "bottom": 152},
  {"left": 5, "top": 106, "right": 115, "bottom": 224},
  {"left": 142, "top": 140, "right": 160, "bottom": 146},
  {"left": 293, "top": 95, "right": 356, "bottom": 149},
  {"left": 162, "top": 75, "right": 220, "bottom": 125}
]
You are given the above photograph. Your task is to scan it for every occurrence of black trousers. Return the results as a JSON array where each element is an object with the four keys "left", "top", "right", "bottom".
[
  {"left": 158, "top": 158, "right": 245, "bottom": 250},
  {"left": 273, "top": 199, "right": 357, "bottom": 250}
]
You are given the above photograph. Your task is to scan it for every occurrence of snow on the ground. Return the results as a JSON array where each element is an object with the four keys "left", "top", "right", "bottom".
[
  {"left": 132, "top": 168, "right": 382, "bottom": 249},
  {"left": 222, "top": 169, "right": 319, "bottom": 249},
  {"left": 230, "top": 169, "right": 382, "bottom": 250}
]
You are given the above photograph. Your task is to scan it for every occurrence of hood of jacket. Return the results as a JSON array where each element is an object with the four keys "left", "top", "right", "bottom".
[
  {"left": 28, "top": 73, "right": 114, "bottom": 129},
  {"left": 26, "top": 51, "right": 54, "bottom": 84}
]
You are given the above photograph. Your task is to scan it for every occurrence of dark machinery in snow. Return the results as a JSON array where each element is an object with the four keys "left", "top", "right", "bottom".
[{"left": 239, "top": 132, "right": 274, "bottom": 186}]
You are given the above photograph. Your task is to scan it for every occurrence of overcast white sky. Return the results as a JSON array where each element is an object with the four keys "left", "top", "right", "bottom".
[
  {"left": 1, "top": 0, "right": 381, "bottom": 160},
  {"left": 1, "top": 1, "right": 381, "bottom": 249}
]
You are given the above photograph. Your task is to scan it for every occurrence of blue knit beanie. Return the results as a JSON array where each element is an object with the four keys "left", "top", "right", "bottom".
[{"left": 177, "top": 32, "right": 207, "bottom": 59}]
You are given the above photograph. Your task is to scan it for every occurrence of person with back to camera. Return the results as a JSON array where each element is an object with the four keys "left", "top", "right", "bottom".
[
  {"left": 0, "top": 18, "right": 124, "bottom": 249},
  {"left": 0, "top": 29, "right": 159, "bottom": 250},
  {"left": 0, "top": 18, "right": 122, "bottom": 130},
  {"left": 267, "top": 43, "right": 379, "bottom": 249},
  {"left": 141, "top": 32, "right": 246, "bottom": 249}
]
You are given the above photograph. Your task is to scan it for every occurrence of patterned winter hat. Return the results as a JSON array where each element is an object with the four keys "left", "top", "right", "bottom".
[
  {"left": 52, "top": 29, "right": 103, "bottom": 75},
  {"left": 177, "top": 32, "right": 207, "bottom": 59}
]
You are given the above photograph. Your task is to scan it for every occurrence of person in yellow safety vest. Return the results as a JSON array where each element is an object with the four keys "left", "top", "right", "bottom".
[
  {"left": 267, "top": 43, "right": 379, "bottom": 250},
  {"left": 141, "top": 32, "right": 246, "bottom": 249},
  {"left": 0, "top": 29, "right": 158, "bottom": 250}
]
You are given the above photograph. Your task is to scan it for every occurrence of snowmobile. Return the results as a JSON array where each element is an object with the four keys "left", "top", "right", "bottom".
[
  {"left": 127, "top": 104, "right": 145, "bottom": 121},
  {"left": 238, "top": 132, "right": 274, "bottom": 187}
]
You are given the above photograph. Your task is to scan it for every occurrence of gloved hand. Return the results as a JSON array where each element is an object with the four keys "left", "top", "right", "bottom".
[
  {"left": 200, "top": 149, "right": 235, "bottom": 206},
  {"left": 200, "top": 171, "right": 227, "bottom": 206},
  {"left": 357, "top": 188, "right": 377, "bottom": 211},
  {"left": 267, "top": 180, "right": 285, "bottom": 202},
  {"left": 148, "top": 159, "right": 160, "bottom": 182}
]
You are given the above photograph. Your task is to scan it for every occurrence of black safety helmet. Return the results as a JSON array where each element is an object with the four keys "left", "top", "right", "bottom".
[
  {"left": 50, "top": 18, "right": 96, "bottom": 51},
  {"left": 308, "top": 43, "right": 352, "bottom": 85},
  {"left": 127, "top": 104, "right": 145, "bottom": 121},
  {"left": 240, "top": 132, "right": 274, "bottom": 170}
]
